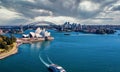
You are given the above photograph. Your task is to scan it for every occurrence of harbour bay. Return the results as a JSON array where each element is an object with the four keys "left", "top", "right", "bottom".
[
  {"left": 1, "top": 0, "right": 120, "bottom": 72},
  {"left": 0, "top": 30, "right": 120, "bottom": 72}
]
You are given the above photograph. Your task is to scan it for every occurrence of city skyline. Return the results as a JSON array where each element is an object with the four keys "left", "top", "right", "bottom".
[{"left": 0, "top": 0, "right": 120, "bottom": 25}]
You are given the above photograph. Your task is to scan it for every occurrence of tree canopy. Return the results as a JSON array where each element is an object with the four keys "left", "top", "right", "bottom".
[{"left": 0, "top": 35, "right": 16, "bottom": 50}]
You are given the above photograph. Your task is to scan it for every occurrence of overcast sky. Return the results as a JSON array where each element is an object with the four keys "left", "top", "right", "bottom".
[{"left": 0, "top": 0, "right": 120, "bottom": 25}]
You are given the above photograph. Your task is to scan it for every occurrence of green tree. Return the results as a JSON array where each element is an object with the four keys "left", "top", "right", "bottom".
[
  {"left": 0, "top": 42, "right": 8, "bottom": 49},
  {"left": 6, "top": 37, "right": 13, "bottom": 45},
  {"left": 10, "top": 34, "right": 16, "bottom": 43},
  {"left": 0, "top": 37, "right": 3, "bottom": 43}
]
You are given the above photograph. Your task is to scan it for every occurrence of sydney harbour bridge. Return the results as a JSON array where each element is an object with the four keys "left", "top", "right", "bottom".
[
  {"left": 0, "top": 21, "right": 58, "bottom": 33},
  {"left": 23, "top": 21, "right": 57, "bottom": 30}
]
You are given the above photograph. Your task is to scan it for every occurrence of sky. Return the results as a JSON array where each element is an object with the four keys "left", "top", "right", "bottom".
[{"left": 0, "top": 0, "right": 120, "bottom": 25}]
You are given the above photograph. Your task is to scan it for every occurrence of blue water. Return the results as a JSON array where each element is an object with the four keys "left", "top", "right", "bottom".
[{"left": 1, "top": 30, "right": 120, "bottom": 72}]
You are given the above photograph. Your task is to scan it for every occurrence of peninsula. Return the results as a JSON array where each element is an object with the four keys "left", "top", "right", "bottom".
[
  {"left": 0, "top": 35, "right": 17, "bottom": 59},
  {"left": 0, "top": 27, "right": 54, "bottom": 59}
]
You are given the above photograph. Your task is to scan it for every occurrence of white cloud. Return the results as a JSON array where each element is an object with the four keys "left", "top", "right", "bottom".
[
  {"left": 0, "top": 7, "right": 20, "bottom": 20},
  {"left": 0, "top": 6, "right": 30, "bottom": 25},
  {"left": 34, "top": 16, "right": 80, "bottom": 25},
  {"left": 0, "top": 0, "right": 120, "bottom": 25},
  {"left": 63, "top": 0, "right": 76, "bottom": 9},
  {"left": 22, "top": 0, "right": 35, "bottom": 3},
  {"left": 78, "top": 1, "right": 100, "bottom": 12},
  {"left": 32, "top": 9, "right": 53, "bottom": 16},
  {"left": 26, "top": 0, "right": 35, "bottom": 3}
]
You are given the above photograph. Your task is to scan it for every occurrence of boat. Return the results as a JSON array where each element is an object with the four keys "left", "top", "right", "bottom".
[
  {"left": 39, "top": 53, "right": 65, "bottom": 72},
  {"left": 64, "top": 33, "right": 70, "bottom": 35},
  {"left": 48, "top": 64, "right": 66, "bottom": 72}
]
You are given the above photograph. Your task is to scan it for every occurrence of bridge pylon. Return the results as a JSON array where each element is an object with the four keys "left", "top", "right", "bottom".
[{"left": 20, "top": 25, "right": 24, "bottom": 33}]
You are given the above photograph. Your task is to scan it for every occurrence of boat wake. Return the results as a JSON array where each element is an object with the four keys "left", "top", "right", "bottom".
[
  {"left": 39, "top": 51, "right": 54, "bottom": 67},
  {"left": 47, "top": 55, "right": 53, "bottom": 64},
  {"left": 38, "top": 42, "right": 66, "bottom": 72},
  {"left": 39, "top": 53, "right": 50, "bottom": 67},
  {"left": 39, "top": 51, "right": 67, "bottom": 72}
]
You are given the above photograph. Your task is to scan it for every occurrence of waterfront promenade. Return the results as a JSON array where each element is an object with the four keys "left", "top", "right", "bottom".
[{"left": 17, "top": 37, "right": 54, "bottom": 44}]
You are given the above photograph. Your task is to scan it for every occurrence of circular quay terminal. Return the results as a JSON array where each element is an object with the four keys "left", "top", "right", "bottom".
[{"left": 0, "top": 0, "right": 120, "bottom": 72}]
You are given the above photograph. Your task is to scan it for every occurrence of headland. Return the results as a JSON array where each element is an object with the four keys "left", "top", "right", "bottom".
[
  {"left": 0, "top": 43, "right": 17, "bottom": 59},
  {"left": 0, "top": 27, "right": 54, "bottom": 59}
]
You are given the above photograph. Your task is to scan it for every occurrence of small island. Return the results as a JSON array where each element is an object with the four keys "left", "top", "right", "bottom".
[{"left": 0, "top": 35, "right": 17, "bottom": 59}]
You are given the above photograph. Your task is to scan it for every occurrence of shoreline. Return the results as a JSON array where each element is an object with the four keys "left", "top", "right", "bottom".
[
  {"left": 0, "top": 37, "right": 54, "bottom": 60},
  {"left": 0, "top": 36, "right": 54, "bottom": 59},
  {"left": 0, "top": 43, "right": 18, "bottom": 59}
]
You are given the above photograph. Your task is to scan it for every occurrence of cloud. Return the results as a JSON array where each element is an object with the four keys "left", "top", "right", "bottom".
[
  {"left": 25, "top": 0, "right": 35, "bottom": 3},
  {"left": 0, "top": 6, "right": 30, "bottom": 25},
  {"left": 0, "top": 6, "right": 20, "bottom": 19},
  {"left": 34, "top": 16, "right": 80, "bottom": 25},
  {"left": 0, "top": 0, "right": 120, "bottom": 25},
  {"left": 111, "top": 5, "right": 120, "bottom": 11},
  {"left": 32, "top": 9, "right": 53, "bottom": 16},
  {"left": 77, "top": 1, "right": 100, "bottom": 18},
  {"left": 78, "top": 1, "right": 100, "bottom": 12},
  {"left": 92, "top": 18, "right": 113, "bottom": 20}
]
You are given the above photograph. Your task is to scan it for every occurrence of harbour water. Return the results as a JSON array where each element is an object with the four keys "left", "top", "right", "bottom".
[{"left": 1, "top": 30, "right": 120, "bottom": 72}]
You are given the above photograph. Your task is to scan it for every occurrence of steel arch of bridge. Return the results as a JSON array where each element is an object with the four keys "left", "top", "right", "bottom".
[{"left": 25, "top": 21, "right": 57, "bottom": 27}]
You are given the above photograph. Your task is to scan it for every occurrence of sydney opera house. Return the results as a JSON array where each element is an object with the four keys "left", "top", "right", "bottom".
[
  {"left": 18, "top": 28, "right": 54, "bottom": 43},
  {"left": 23, "top": 28, "right": 51, "bottom": 38}
]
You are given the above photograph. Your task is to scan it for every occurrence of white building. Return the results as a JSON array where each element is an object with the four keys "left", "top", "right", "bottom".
[{"left": 22, "top": 28, "right": 51, "bottom": 38}]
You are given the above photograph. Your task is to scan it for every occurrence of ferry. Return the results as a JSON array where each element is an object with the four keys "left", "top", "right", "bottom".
[{"left": 48, "top": 64, "right": 66, "bottom": 72}]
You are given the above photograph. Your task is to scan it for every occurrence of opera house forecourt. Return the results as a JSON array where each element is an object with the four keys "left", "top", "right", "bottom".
[{"left": 17, "top": 27, "right": 54, "bottom": 43}]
